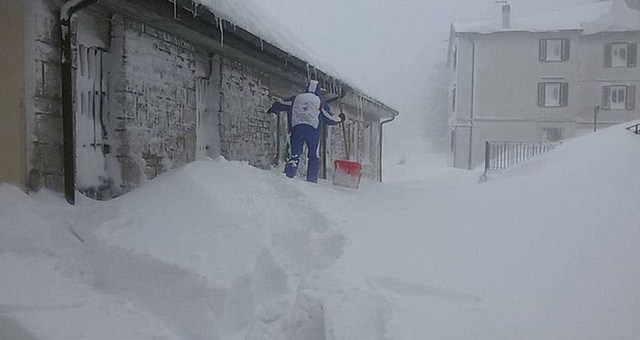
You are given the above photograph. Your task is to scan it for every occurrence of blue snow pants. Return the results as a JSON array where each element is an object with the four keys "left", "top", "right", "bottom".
[{"left": 285, "top": 124, "right": 320, "bottom": 183}]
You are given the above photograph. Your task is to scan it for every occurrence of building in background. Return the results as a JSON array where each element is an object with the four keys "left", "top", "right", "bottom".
[
  {"left": 0, "top": 0, "right": 398, "bottom": 202},
  {"left": 448, "top": 0, "right": 640, "bottom": 169}
]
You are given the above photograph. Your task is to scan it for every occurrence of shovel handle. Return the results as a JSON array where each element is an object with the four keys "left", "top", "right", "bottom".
[
  {"left": 341, "top": 121, "right": 350, "bottom": 160},
  {"left": 339, "top": 99, "right": 350, "bottom": 160}
]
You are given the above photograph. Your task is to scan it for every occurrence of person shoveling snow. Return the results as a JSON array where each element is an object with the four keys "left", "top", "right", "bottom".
[{"left": 268, "top": 80, "right": 345, "bottom": 183}]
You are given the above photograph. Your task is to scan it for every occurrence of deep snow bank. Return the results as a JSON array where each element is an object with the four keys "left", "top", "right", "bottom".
[
  {"left": 326, "top": 122, "right": 640, "bottom": 340},
  {"left": 0, "top": 185, "right": 182, "bottom": 340},
  {"left": 1, "top": 123, "right": 640, "bottom": 340},
  {"left": 0, "top": 158, "right": 349, "bottom": 340},
  {"left": 81, "top": 158, "right": 346, "bottom": 339}
]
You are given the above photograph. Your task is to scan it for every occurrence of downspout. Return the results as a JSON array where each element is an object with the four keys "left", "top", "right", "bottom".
[
  {"left": 378, "top": 114, "right": 396, "bottom": 182},
  {"left": 468, "top": 38, "right": 476, "bottom": 170},
  {"left": 60, "top": 0, "right": 97, "bottom": 204}
]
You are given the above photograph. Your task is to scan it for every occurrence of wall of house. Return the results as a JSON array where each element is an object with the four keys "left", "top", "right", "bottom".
[
  {"left": 24, "top": 0, "right": 66, "bottom": 192},
  {"left": 102, "top": 14, "right": 204, "bottom": 193},
  {"left": 218, "top": 57, "right": 277, "bottom": 169},
  {"left": 470, "top": 31, "right": 582, "bottom": 121},
  {"left": 575, "top": 31, "right": 640, "bottom": 134},
  {"left": 450, "top": 36, "right": 474, "bottom": 169},
  {"left": 0, "top": 0, "right": 27, "bottom": 188}
]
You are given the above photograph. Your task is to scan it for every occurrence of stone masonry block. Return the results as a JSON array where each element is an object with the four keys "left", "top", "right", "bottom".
[
  {"left": 31, "top": 143, "right": 63, "bottom": 176},
  {"left": 33, "top": 114, "right": 63, "bottom": 145},
  {"left": 33, "top": 96, "right": 62, "bottom": 116}
]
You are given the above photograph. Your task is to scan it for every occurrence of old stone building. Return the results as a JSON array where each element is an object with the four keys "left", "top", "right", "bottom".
[{"left": 0, "top": 0, "right": 398, "bottom": 202}]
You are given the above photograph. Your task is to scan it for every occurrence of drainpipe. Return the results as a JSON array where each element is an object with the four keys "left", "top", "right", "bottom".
[
  {"left": 468, "top": 38, "right": 476, "bottom": 170},
  {"left": 60, "top": 0, "right": 97, "bottom": 204},
  {"left": 378, "top": 114, "right": 397, "bottom": 182}
]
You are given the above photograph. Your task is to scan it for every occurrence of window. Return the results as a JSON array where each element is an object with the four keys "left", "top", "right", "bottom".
[
  {"left": 539, "top": 39, "right": 570, "bottom": 62},
  {"left": 602, "top": 85, "right": 636, "bottom": 110},
  {"left": 538, "top": 82, "right": 569, "bottom": 107},
  {"left": 604, "top": 43, "right": 637, "bottom": 68},
  {"left": 543, "top": 128, "right": 562, "bottom": 142}
]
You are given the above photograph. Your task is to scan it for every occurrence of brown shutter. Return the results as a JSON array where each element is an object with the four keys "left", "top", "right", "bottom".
[
  {"left": 604, "top": 44, "right": 612, "bottom": 68},
  {"left": 560, "top": 83, "right": 569, "bottom": 107},
  {"left": 626, "top": 85, "right": 636, "bottom": 110},
  {"left": 628, "top": 43, "right": 637, "bottom": 67},
  {"left": 602, "top": 86, "right": 611, "bottom": 109},
  {"left": 539, "top": 40, "right": 547, "bottom": 61},
  {"left": 562, "top": 39, "right": 570, "bottom": 61},
  {"left": 538, "top": 83, "right": 546, "bottom": 107}
]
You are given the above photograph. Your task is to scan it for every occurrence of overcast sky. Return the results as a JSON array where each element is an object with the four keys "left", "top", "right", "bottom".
[{"left": 260, "top": 0, "right": 598, "bottom": 154}]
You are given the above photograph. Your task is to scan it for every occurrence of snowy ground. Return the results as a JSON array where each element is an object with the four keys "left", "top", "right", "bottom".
[{"left": 2, "top": 122, "right": 640, "bottom": 340}]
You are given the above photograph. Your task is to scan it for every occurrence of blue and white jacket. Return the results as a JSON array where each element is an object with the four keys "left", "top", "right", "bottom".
[{"left": 269, "top": 80, "right": 342, "bottom": 131}]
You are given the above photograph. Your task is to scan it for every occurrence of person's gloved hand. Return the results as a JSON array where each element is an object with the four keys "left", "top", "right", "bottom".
[{"left": 339, "top": 113, "right": 346, "bottom": 122}]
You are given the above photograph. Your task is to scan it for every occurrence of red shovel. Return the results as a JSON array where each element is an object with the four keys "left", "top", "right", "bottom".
[{"left": 332, "top": 101, "right": 363, "bottom": 189}]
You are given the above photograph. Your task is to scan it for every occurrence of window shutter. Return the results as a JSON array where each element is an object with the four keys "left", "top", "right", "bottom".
[
  {"left": 560, "top": 83, "right": 569, "bottom": 107},
  {"left": 538, "top": 83, "right": 546, "bottom": 107},
  {"left": 562, "top": 39, "right": 570, "bottom": 61},
  {"left": 604, "top": 44, "right": 612, "bottom": 68},
  {"left": 626, "top": 85, "right": 636, "bottom": 110},
  {"left": 602, "top": 86, "right": 611, "bottom": 109},
  {"left": 539, "top": 40, "right": 547, "bottom": 61},
  {"left": 628, "top": 43, "right": 637, "bottom": 67}
]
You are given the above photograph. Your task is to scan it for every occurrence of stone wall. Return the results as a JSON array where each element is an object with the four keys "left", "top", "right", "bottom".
[
  {"left": 107, "top": 15, "right": 202, "bottom": 192},
  {"left": 26, "top": 0, "right": 65, "bottom": 192},
  {"left": 218, "top": 57, "right": 277, "bottom": 169}
]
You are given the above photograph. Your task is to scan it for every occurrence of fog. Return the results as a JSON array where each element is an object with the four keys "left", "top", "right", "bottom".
[{"left": 261, "top": 0, "right": 598, "bottom": 160}]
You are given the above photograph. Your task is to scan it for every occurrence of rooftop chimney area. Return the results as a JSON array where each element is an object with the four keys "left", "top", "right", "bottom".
[{"left": 502, "top": 4, "right": 511, "bottom": 28}]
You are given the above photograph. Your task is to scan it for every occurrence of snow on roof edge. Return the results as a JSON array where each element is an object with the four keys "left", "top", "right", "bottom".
[
  {"left": 453, "top": 1, "right": 640, "bottom": 36},
  {"left": 190, "top": 0, "right": 398, "bottom": 115}
]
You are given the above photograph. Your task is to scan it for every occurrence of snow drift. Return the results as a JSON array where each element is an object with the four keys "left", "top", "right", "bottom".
[{"left": 1, "top": 122, "right": 640, "bottom": 339}]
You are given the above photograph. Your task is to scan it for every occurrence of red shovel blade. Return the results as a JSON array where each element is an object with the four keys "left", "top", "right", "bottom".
[{"left": 333, "top": 159, "right": 363, "bottom": 189}]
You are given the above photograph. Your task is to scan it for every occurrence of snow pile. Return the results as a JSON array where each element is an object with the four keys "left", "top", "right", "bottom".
[
  {"left": 2, "top": 123, "right": 640, "bottom": 339},
  {"left": 454, "top": 0, "right": 640, "bottom": 35},
  {"left": 335, "top": 122, "right": 640, "bottom": 339},
  {"left": 0, "top": 159, "right": 348, "bottom": 340},
  {"left": 0, "top": 185, "right": 182, "bottom": 340},
  {"left": 83, "top": 159, "right": 346, "bottom": 339}
]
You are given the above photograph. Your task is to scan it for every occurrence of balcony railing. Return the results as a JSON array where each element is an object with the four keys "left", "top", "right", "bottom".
[
  {"left": 627, "top": 123, "right": 640, "bottom": 135},
  {"left": 483, "top": 141, "right": 560, "bottom": 177}
]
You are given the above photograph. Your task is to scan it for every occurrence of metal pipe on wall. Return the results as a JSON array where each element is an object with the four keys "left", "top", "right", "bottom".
[
  {"left": 379, "top": 114, "right": 396, "bottom": 182},
  {"left": 60, "top": 0, "right": 98, "bottom": 204}
]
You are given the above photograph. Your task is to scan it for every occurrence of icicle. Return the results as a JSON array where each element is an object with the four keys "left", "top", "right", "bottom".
[
  {"left": 306, "top": 63, "right": 311, "bottom": 82},
  {"left": 217, "top": 18, "right": 224, "bottom": 47},
  {"left": 173, "top": 0, "right": 177, "bottom": 19},
  {"left": 260, "top": 39, "right": 264, "bottom": 51},
  {"left": 193, "top": 1, "right": 199, "bottom": 18}
]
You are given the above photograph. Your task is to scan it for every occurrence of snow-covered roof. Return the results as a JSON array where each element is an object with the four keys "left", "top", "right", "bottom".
[
  {"left": 453, "top": 1, "right": 640, "bottom": 35},
  {"left": 191, "top": 0, "right": 397, "bottom": 117},
  {"left": 195, "top": 0, "right": 336, "bottom": 74}
]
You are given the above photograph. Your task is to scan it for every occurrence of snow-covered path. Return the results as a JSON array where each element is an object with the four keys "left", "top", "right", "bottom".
[{"left": 2, "top": 123, "right": 640, "bottom": 339}]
